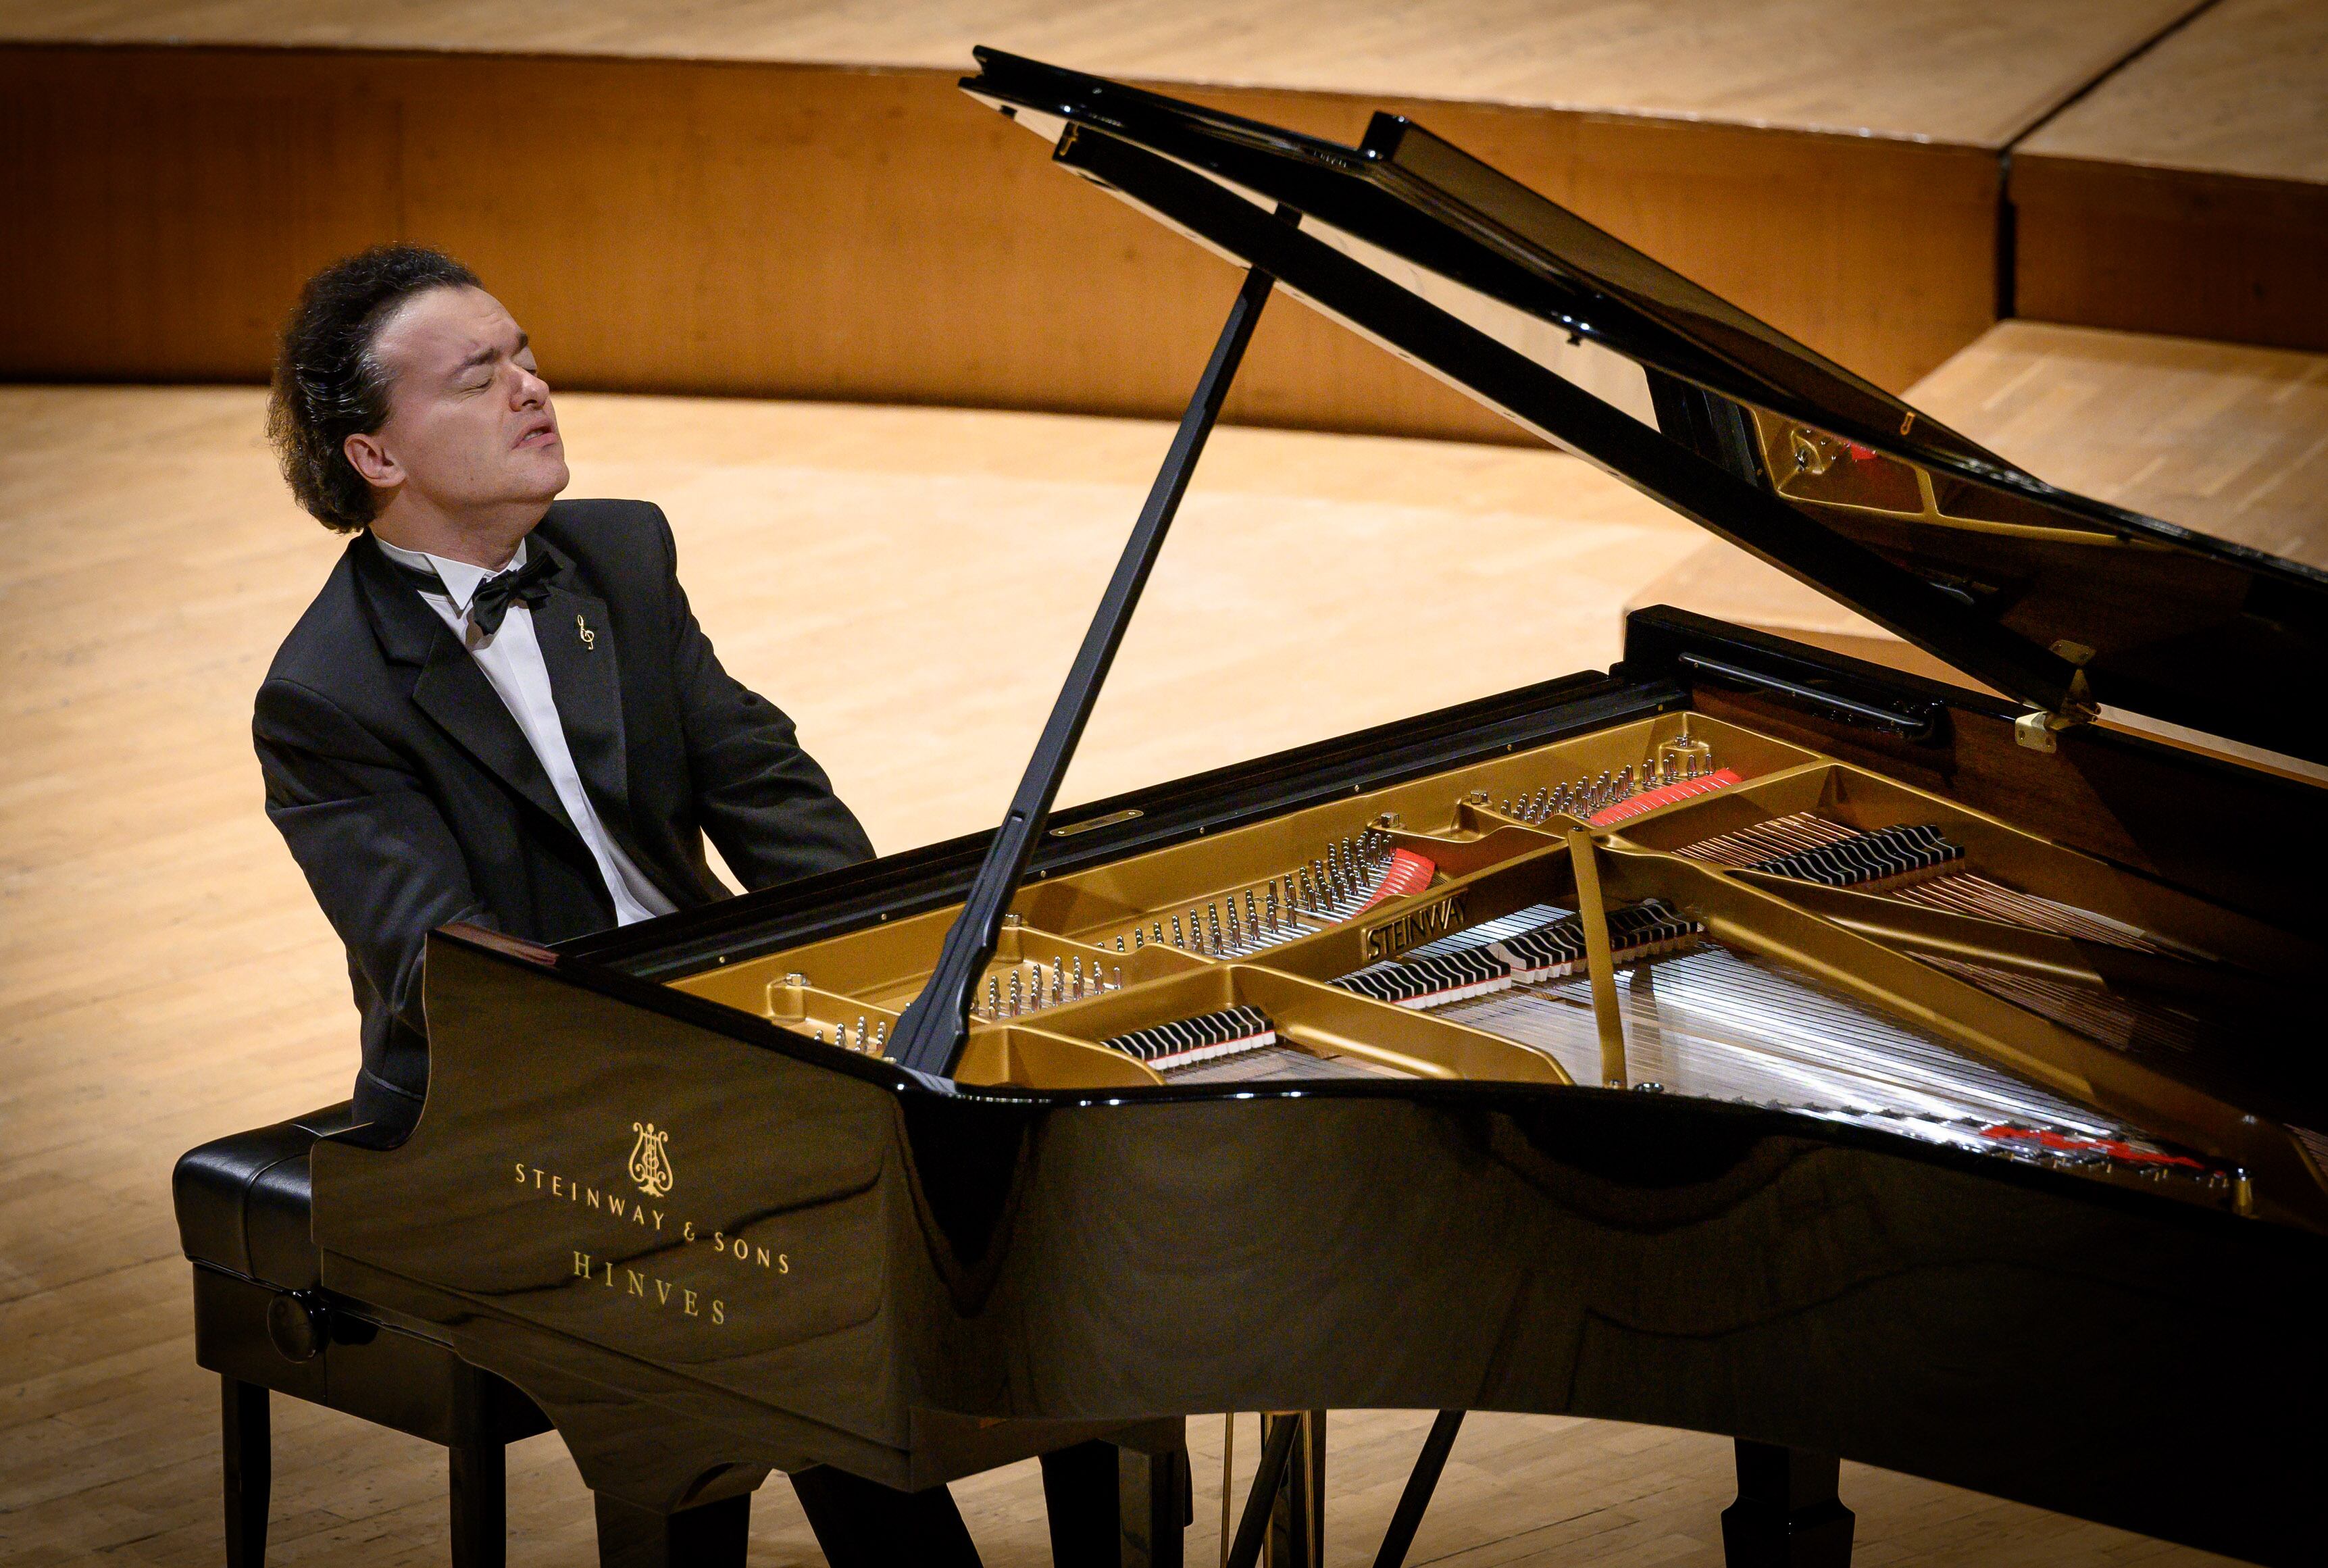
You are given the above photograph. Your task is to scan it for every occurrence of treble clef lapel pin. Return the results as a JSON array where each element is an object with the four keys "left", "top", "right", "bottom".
[{"left": 577, "top": 613, "right": 597, "bottom": 651}]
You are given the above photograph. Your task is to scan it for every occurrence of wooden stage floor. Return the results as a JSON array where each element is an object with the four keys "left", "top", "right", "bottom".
[{"left": 0, "top": 381, "right": 2241, "bottom": 1565}]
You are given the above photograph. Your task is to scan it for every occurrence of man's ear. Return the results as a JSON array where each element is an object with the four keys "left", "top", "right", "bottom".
[{"left": 343, "top": 429, "right": 403, "bottom": 488}]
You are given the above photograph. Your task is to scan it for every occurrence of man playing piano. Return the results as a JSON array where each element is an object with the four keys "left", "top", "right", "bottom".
[
  {"left": 257, "top": 244, "right": 872, "bottom": 1132},
  {"left": 255, "top": 246, "right": 990, "bottom": 1561}
]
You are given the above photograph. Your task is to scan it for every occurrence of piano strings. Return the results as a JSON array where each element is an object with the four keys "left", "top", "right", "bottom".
[{"left": 1089, "top": 829, "right": 1436, "bottom": 959}]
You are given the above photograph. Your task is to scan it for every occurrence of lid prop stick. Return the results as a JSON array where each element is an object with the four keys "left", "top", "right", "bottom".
[{"left": 892, "top": 222, "right": 1292, "bottom": 1078}]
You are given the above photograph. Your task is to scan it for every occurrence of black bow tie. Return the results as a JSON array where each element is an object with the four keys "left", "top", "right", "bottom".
[
  {"left": 386, "top": 547, "right": 561, "bottom": 636},
  {"left": 468, "top": 551, "right": 561, "bottom": 636}
]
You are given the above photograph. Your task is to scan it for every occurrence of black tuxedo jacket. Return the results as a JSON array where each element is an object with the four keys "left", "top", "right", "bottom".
[{"left": 255, "top": 499, "right": 874, "bottom": 1130}]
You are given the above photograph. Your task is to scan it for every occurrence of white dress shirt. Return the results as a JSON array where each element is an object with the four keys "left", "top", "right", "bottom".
[{"left": 376, "top": 535, "right": 677, "bottom": 927}]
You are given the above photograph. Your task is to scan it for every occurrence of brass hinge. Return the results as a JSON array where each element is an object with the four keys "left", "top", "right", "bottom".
[{"left": 2015, "top": 666, "right": 2098, "bottom": 753}]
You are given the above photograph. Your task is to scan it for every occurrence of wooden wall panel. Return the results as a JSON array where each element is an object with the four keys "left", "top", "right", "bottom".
[
  {"left": 0, "top": 45, "right": 2000, "bottom": 440},
  {"left": 2010, "top": 157, "right": 2328, "bottom": 354}
]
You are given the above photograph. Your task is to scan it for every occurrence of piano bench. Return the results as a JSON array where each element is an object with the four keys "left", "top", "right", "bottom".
[{"left": 174, "top": 1103, "right": 551, "bottom": 1567}]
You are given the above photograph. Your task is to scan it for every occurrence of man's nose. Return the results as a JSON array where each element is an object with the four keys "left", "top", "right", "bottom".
[{"left": 511, "top": 365, "right": 550, "bottom": 405}]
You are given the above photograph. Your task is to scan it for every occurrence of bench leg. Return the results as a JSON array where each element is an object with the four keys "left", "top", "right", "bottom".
[
  {"left": 222, "top": 1376, "right": 270, "bottom": 1568},
  {"left": 593, "top": 1491, "right": 751, "bottom": 1568},
  {"left": 448, "top": 1362, "right": 506, "bottom": 1568},
  {"left": 1721, "top": 1440, "right": 1854, "bottom": 1568}
]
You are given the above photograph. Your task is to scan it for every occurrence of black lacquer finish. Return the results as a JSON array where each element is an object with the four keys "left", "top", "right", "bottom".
[{"left": 315, "top": 922, "right": 2328, "bottom": 1565}]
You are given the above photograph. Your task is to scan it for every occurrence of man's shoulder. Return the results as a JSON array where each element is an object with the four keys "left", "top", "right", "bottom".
[
  {"left": 263, "top": 536, "right": 375, "bottom": 696},
  {"left": 536, "top": 498, "right": 675, "bottom": 597}
]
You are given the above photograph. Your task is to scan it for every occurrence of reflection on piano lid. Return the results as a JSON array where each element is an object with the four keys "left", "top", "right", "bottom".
[{"left": 966, "top": 48, "right": 2328, "bottom": 769}]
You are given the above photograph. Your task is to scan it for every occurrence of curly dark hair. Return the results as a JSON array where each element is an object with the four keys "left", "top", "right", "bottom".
[{"left": 268, "top": 245, "right": 482, "bottom": 532}]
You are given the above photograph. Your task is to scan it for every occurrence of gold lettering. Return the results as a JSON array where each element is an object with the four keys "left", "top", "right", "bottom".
[
  {"left": 609, "top": 1196, "right": 626, "bottom": 1219},
  {"left": 682, "top": 1221, "right": 695, "bottom": 1242},
  {"left": 778, "top": 1253, "right": 789, "bottom": 1275},
  {"left": 1361, "top": 891, "right": 1468, "bottom": 961},
  {"left": 573, "top": 1251, "right": 591, "bottom": 1278},
  {"left": 603, "top": 1263, "right": 615, "bottom": 1288},
  {"left": 652, "top": 1209, "right": 663, "bottom": 1231},
  {"left": 754, "top": 1244, "right": 769, "bottom": 1268},
  {"left": 627, "top": 1270, "right": 645, "bottom": 1297},
  {"left": 632, "top": 1206, "right": 647, "bottom": 1226},
  {"left": 656, "top": 1280, "right": 673, "bottom": 1305},
  {"left": 712, "top": 1231, "right": 726, "bottom": 1253},
  {"left": 684, "top": 1290, "right": 699, "bottom": 1317},
  {"left": 532, "top": 1167, "right": 545, "bottom": 1189},
  {"left": 712, "top": 1300, "right": 724, "bottom": 1325},
  {"left": 587, "top": 1188, "right": 601, "bottom": 1209},
  {"left": 514, "top": 1162, "right": 527, "bottom": 1183},
  {"left": 551, "top": 1175, "right": 563, "bottom": 1198}
]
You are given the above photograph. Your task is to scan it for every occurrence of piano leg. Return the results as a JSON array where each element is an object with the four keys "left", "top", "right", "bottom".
[
  {"left": 592, "top": 1490, "right": 751, "bottom": 1568},
  {"left": 1043, "top": 1436, "right": 1192, "bottom": 1568},
  {"left": 1120, "top": 1444, "right": 1192, "bottom": 1568},
  {"left": 222, "top": 1375, "right": 269, "bottom": 1568},
  {"left": 788, "top": 1465, "right": 982, "bottom": 1568},
  {"left": 1720, "top": 1440, "right": 1854, "bottom": 1568},
  {"left": 447, "top": 1361, "right": 505, "bottom": 1568}
]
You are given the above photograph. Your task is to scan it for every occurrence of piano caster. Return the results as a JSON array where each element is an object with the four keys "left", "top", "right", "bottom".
[
  {"left": 1720, "top": 1441, "right": 1855, "bottom": 1568},
  {"left": 1040, "top": 1439, "right": 1193, "bottom": 1568}
]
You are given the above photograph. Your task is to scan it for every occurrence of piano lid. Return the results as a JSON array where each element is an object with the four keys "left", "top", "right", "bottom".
[{"left": 962, "top": 49, "right": 2328, "bottom": 769}]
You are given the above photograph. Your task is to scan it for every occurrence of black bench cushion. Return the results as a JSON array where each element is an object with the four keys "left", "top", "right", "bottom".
[{"left": 174, "top": 1103, "right": 359, "bottom": 1290}]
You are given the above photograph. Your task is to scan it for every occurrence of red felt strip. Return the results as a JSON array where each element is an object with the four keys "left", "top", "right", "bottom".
[{"left": 1355, "top": 848, "right": 1436, "bottom": 915}]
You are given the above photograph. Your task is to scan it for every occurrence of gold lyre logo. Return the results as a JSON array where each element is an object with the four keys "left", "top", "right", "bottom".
[{"left": 627, "top": 1121, "right": 673, "bottom": 1197}]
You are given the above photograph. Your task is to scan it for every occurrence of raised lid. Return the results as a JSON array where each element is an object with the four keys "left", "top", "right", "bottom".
[{"left": 963, "top": 49, "right": 2328, "bottom": 767}]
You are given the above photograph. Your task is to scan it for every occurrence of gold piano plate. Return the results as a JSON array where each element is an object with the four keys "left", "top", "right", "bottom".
[{"left": 663, "top": 707, "right": 2328, "bottom": 1230}]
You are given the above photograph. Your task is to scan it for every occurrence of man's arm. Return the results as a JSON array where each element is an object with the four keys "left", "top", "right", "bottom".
[
  {"left": 254, "top": 676, "right": 491, "bottom": 1045},
  {"left": 651, "top": 510, "right": 876, "bottom": 888}
]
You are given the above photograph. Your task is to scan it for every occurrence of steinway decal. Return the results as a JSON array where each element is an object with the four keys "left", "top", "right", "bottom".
[
  {"left": 510, "top": 1125, "right": 790, "bottom": 1328},
  {"left": 1360, "top": 889, "right": 1469, "bottom": 961},
  {"left": 627, "top": 1121, "right": 674, "bottom": 1196}
]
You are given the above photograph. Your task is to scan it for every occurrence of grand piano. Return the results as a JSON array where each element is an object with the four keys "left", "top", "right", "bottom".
[{"left": 310, "top": 51, "right": 2328, "bottom": 1568}]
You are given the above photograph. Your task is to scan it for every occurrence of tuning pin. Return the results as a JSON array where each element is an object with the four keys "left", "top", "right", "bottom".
[
  {"left": 1110, "top": 965, "right": 1122, "bottom": 990},
  {"left": 1265, "top": 883, "right": 1281, "bottom": 933},
  {"left": 1010, "top": 969, "right": 1023, "bottom": 1016},
  {"left": 986, "top": 976, "right": 1001, "bottom": 1018},
  {"left": 1152, "top": 921, "right": 1165, "bottom": 947},
  {"left": 1171, "top": 914, "right": 1186, "bottom": 949},
  {"left": 1115, "top": 934, "right": 1126, "bottom": 953},
  {"left": 853, "top": 1016, "right": 867, "bottom": 1053},
  {"left": 1070, "top": 955, "right": 1083, "bottom": 998},
  {"left": 871, "top": 1020, "right": 886, "bottom": 1055},
  {"left": 1132, "top": 926, "right": 1144, "bottom": 950},
  {"left": 1245, "top": 888, "right": 1261, "bottom": 933},
  {"left": 1051, "top": 957, "right": 1065, "bottom": 1005},
  {"left": 1224, "top": 899, "right": 1241, "bottom": 949}
]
